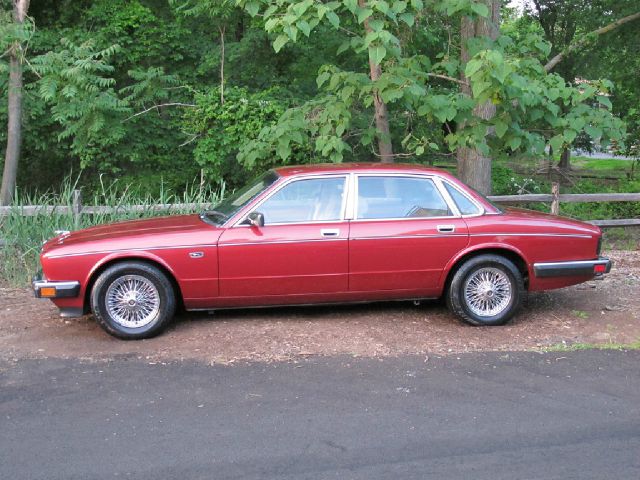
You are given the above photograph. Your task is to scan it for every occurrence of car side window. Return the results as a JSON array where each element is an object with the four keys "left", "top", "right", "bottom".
[
  {"left": 443, "top": 182, "right": 482, "bottom": 215},
  {"left": 357, "top": 176, "right": 452, "bottom": 220},
  {"left": 258, "top": 177, "right": 346, "bottom": 224}
]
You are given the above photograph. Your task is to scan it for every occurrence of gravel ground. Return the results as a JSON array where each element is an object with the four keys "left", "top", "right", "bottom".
[{"left": 1, "top": 250, "right": 638, "bottom": 364}]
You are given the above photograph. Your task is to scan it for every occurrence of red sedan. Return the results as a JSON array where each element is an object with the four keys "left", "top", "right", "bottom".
[{"left": 33, "top": 164, "right": 611, "bottom": 339}]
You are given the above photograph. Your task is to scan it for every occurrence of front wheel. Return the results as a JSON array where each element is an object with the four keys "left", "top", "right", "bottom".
[
  {"left": 90, "top": 261, "right": 176, "bottom": 339},
  {"left": 446, "top": 254, "right": 524, "bottom": 326}
]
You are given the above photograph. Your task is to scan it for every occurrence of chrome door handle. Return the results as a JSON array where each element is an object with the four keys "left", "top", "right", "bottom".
[
  {"left": 321, "top": 229, "right": 340, "bottom": 237},
  {"left": 437, "top": 224, "right": 455, "bottom": 233}
]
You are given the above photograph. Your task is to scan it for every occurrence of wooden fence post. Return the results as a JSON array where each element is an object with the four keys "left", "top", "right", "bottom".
[
  {"left": 550, "top": 182, "right": 560, "bottom": 215},
  {"left": 72, "top": 189, "right": 82, "bottom": 228}
]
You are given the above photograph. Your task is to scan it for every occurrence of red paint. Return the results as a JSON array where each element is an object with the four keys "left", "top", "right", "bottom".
[{"left": 38, "top": 163, "right": 605, "bottom": 314}]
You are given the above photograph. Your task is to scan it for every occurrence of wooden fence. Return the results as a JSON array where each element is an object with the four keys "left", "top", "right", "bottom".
[{"left": 0, "top": 184, "right": 639, "bottom": 229}]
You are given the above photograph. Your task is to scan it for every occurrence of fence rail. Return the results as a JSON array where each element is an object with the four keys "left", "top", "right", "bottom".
[{"left": 1, "top": 186, "right": 639, "bottom": 229}]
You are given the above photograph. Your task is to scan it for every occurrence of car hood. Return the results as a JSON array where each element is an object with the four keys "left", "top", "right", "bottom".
[
  {"left": 42, "top": 214, "right": 222, "bottom": 256},
  {"left": 500, "top": 207, "right": 601, "bottom": 235}
]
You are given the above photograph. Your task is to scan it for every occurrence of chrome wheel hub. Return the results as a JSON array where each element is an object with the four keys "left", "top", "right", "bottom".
[
  {"left": 106, "top": 275, "right": 160, "bottom": 328},
  {"left": 464, "top": 267, "right": 512, "bottom": 317}
]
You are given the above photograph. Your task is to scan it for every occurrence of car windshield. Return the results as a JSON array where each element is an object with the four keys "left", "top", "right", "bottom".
[{"left": 201, "top": 170, "right": 280, "bottom": 226}]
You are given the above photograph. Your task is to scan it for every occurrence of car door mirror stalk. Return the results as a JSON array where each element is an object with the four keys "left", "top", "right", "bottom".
[{"left": 246, "top": 211, "right": 265, "bottom": 228}]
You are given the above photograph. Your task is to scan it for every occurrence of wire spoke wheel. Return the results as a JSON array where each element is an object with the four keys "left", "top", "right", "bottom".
[
  {"left": 105, "top": 274, "right": 161, "bottom": 328},
  {"left": 463, "top": 267, "right": 512, "bottom": 318}
]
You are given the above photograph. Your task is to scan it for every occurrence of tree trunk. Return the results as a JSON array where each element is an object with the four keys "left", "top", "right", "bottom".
[
  {"left": 219, "top": 25, "right": 225, "bottom": 105},
  {"left": 360, "top": 0, "right": 394, "bottom": 163},
  {"left": 1, "top": 0, "right": 29, "bottom": 206},
  {"left": 558, "top": 147, "right": 571, "bottom": 170},
  {"left": 456, "top": 0, "right": 500, "bottom": 195}
]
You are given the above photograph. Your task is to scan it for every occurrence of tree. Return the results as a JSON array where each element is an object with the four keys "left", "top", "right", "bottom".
[
  {"left": 0, "top": 0, "right": 30, "bottom": 206},
  {"left": 526, "top": 1, "right": 640, "bottom": 170},
  {"left": 456, "top": 0, "right": 500, "bottom": 194}
]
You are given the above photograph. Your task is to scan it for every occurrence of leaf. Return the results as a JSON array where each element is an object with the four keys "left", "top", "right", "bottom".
[
  {"left": 369, "top": 44, "right": 387, "bottom": 65},
  {"left": 494, "top": 120, "right": 508, "bottom": 139},
  {"left": 326, "top": 11, "right": 340, "bottom": 28},
  {"left": 464, "top": 59, "right": 483, "bottom": 78},
  {"left": 585, "top": 125, "right": 602, "bottom": 139},
  {"left": 470, "top": 2, "right": 489, "bottom": 17},
  {"left": 415, "top": 145, "right": 425, "bottom": 155},
  {"left": 336, "top": 41, "right": 350, "bottom": 55},
  {"left": 507, "top": 136, "right": 522, "bottom": 151},
  {"left": 471, "top": 80, "right": 490, "bottom": 99},
  {"left": 375, "top": 1, "right": 390, "bottom": 15},
  {"left": 273, "top": 35, "right": 288, "bottom": 53},
  {"left": 399, "top": 13, "right": 414, "bottom": 27},
  {"left": 597, "top": 95, "right": 612, "bottom": 109},
  {"left": 245, "top": 1, "right": 260, "bottom": 17},
  {"left": 317, "top": 71, "right": 331, "bottom": 88},
  {"left": 549, "top": 134, "right": 564, "bottom": 152},
  {"left": 411, "top": 0, "right": 424, "bottom": 9},
  {"left": 297, "top": 20, "right": 311, "bottom": 37},
  {"left": 563, "top": 129, "right": 577, "bottom": 144},
  {"left": 368, "top": 19, "right": 384, "bottom": 31},
  {"left": 357, "top": 7, "right": 374, "bottom": 24}
]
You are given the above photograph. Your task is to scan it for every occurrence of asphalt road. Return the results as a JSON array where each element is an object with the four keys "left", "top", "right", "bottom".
[{"left": 1, "top": 350, "right": 639, "bottom": 480}]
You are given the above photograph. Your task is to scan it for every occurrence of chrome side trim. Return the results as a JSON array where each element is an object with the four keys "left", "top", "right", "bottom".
[
  {"left": 351, "top": 233, "right": 468, "bottom": 241},
  {"left": 470, "top": 233, "right": 593, "bottom": 239},
  {"left": 46, "top": 243, "right": 219, "bottom": 259},
  {"left": 187, "top": 296, "right": 439, "bottom": 312},
  {"left": 219, "top": 238, "right": 347, "bottom": 247}
]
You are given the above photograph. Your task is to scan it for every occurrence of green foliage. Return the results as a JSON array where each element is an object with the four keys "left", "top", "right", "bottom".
[
  {"left": 183, "top": 86, "right": 299, "bottom": 182},
  {"left": 0, "top": 0, "right": 637, "bottom": 205},
  {"left": 232, "top": 0, "right": 627, "bottom": 166},
  {"left": 31, "top": 39, "right": 130, "bottom": 167},
  {"left": 559, "top": 177, "right": 640, "bottom": 221},
  {"left": 0, "top": 175, "right": 224, "bottom": 285}
]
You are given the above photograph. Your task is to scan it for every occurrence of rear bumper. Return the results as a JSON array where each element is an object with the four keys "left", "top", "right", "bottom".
[
  {"left": 32, "top": 273, "right": 80, "bottom": 299},
  {"left": 533, "top": 257, "right": 612, "bottom": 278}
]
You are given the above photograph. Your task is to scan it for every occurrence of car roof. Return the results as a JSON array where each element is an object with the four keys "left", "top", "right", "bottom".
[{"left": 273, "top": 163, "right": 454, "bottom": 178}]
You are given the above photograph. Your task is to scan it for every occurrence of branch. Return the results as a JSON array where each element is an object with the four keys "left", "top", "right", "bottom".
[
  {"left": 123, "top": 102, "right": 196, "bottom": 122},
  {"left": 427, "top": 73, "right": 469, "bottom": 86},
  {"left": 544, "top": 11, "right": 640, "bottom": 72}
]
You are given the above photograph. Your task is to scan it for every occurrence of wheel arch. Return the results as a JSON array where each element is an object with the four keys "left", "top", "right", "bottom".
[
  {"left": 440, "top": 245, "right": 530, "bottom": 295},
  {"left": 83, "top": 253, "right": 185, "bottom": 314}
]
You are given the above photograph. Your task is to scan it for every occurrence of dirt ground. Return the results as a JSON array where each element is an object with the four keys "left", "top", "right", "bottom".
[{"left": 1, "top": 250, "right": 638, "bottom": 364}]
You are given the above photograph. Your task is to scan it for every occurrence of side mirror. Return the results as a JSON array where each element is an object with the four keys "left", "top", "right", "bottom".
[{"left": 245, "top": 211, "right": 265, "bottom": 228}]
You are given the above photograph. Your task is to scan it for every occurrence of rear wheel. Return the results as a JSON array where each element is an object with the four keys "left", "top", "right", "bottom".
[
  {"left": 90, "top": 261, "right": 176, "bottom": 339},
  {"left": 446, "top": 254, "right": 524, "bottom": 326}
]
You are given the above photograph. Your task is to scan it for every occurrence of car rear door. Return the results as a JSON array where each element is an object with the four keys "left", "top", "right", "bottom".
[
  {"left": 217, "top": 175, "right": 349, "bottom": 298},
  {"left": 348, "top": 174, "right": 469, "bottom": 296}
]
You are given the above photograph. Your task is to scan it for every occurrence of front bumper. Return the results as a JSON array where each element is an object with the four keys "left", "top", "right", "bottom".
[
  {"left": 32, "top": 273, "right": 80, "bottom": 299},
  {"left": 533, "top": 257, "right": 612, "bottom": 278}
]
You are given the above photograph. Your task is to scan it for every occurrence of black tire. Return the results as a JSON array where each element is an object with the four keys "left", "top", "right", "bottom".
[
  {"left": 446, "top": 254, "right": 524, "bottom": 326},
  {"left": 90, "top": 261, "right": 176, "bottom": 339}
]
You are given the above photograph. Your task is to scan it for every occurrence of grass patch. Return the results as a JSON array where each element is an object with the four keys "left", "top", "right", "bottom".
[
  {"left": 571, "top": 156, "right": 637, "bottom": 172},
  {"left": 0, "top": 176, "right": 224, "bottom": 286},
  {"left": 542, "top": 340, "right": 640, "bottom": 352}
]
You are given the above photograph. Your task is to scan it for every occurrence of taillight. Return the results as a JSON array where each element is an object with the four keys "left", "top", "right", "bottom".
[{"left": 594, "top": 264, "right": 607, "bottom": 274}]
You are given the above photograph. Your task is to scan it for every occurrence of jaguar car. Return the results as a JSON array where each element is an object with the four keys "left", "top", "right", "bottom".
[{"left": 33, "top": 163, "right": 611, "bottom": 339}]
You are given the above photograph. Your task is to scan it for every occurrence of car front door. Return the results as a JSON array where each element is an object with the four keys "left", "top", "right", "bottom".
[
  {"left": 217, "top": 175, "right": 349, "bottom": 300},
  {"left": 349, "top": 175, "right": 469, "bottom": 296}
]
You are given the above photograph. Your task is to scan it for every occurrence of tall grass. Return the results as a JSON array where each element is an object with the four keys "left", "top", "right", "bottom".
[{"left": 0, "top": 176, "right": 224, "bottom": 286}]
